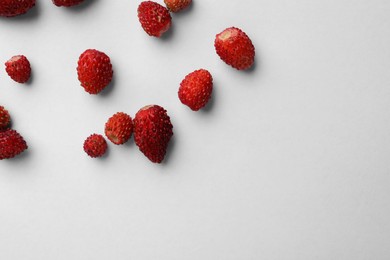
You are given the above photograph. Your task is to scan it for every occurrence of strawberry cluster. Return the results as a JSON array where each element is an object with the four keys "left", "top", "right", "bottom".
[
  {"left": 0, "top": 106, "right": 28, "bottom": 160},
  {"left": 2, "top": 0, "right": 256, "bottom": 164},
  {"left": 0, "top": 0, "right": 86, "bottom": 17},
  {"left": 83, "top": 106, "right": 173, "bottom": 164}
]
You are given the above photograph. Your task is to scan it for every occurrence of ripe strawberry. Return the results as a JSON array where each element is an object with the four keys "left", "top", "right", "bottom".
[
  {"left": 137, "top": 1, "right": 172, "bottom": 37},
  {"left": 164, "top": 0, "right": 191, "bottom": 13},
  {"left": 52, "top": 0, "right": 84, "bottom": 7},
  {"left": 0, "top": 0, "right": 35, "bottom": 17},
  {"left": 134, "top": 105, "right": 173, "bottom": 163},
  {"left": 214, "top": 27, "right": 255, "bottom": 70},
  {"left": 83, "top": 134, "right": 107, "bottom": 158},
  {"left": 178, "top": 69, "right": 213, "bottom": 111},
  {"left": 77, "top": 49, "right": 113, "bottom": 94},
  {"left": 0, "top": 129, "right": 28, "bottom": 160},
  {"left": 0, "top": 106, "right": 11, "bottom": 131},
  {"left": 5, "top": 55, "right": 31, "bottom": 84},
  {"left": 105, "top": 112, "right": 133, "bottom": 145}
]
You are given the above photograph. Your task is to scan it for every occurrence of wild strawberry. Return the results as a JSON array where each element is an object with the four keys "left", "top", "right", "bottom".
[
  {"left": 0, "top": 106, "right": 11, "bottom": 131},
  {"left": 5, "top": 55, "right": 31, "bottom": 84},
  {"left": 0, "top": 129, "right": 28, "bottom": 160},
  {"left": 77, "top": 49, "right": 113, "bottom": 94},
  {"left": 0, "top": 0, "right": 35, "bottom": 17},
  {"left": 178, "top": 69, "right": 213, "bottom": 111},
  {"left": 137, "top": 1, "right": 172, "bottom": 37},
  {"left": 134, "top": 105, "right": 173, "bottom": 163},
  {"left": 83, "top": 134, "right": 107, "bottom": 158},
  {"left": 164, "top": 0, "right": 191, "bottom": 13},
  {"left": 105, "top": 112, "right": 133, "bottom": 145},
  {"left": 214, "top": 27, "right": 255, "bottom": 70},
  {"left": 52, "top": 0, "right": 84, "bottom": 7}
]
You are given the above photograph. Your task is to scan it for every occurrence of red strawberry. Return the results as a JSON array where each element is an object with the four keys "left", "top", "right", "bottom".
[
  {"left": 0, "top": 106, "right": 11, "bottom": 131},
  {"left": 77, "top": 49, "right": 113, "bottom": 94},
  {"left": 137, "top": 1, "right": 172, "bottom": 37},
  {"left": 83, "top": 134, "right": 107, "bottom": 158},
  {"left": 214, "top": 27, "right": 255, "bottom": 70},
  {"left": 0, "top": 129, "right": 28, "bottom": 160},
  {"left": 52, "top": 0, "right": 84, "bottom": 7},
  {"left": 5, "top": 55, "right": 31, "bottom": 84},
  {"left": 0, "top": 0, "right": 35, "bottom": 17},
  {"left": 134, "top": 105, "right": 173, "bottom": 163},
  {"left": 178, "top": 69, "right": 213, "bottom": 111},
  {"left": 105, "top": 112, "right": 133, "bottom": 145},
  {"left": 164, "top": 0, "right": 191, "bottom": 13}
]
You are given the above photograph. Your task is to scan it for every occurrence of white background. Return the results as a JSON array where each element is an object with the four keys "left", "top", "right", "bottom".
[{"left": 0, "top": 0, "right": 390, "bottom": 259}]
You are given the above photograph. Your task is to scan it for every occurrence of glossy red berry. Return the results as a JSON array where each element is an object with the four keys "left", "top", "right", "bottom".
[
  {"left": 0, "top": 129, "right": 28, "bottom": 160},
  {"left": 178, "top": 69, "right": 213, "bottom": 111},
  {"left": 105, "top": 112, "right": 134, "bottom": 145},
  {"left": 5, "top": 55, "right": 31, "bottom": 84},
  {"left": 83, "top": 134, "right": 107, "bottom": 158},
  {"left": 215, "top": 27, "right": 255, "bottom": 70},
  {"left": 138, "top": 1, "right": 172, "bottom": 37},
  {"left": 77, "top": 49, "right": 113, "bottom": 94},
  {"left": 134, "top": 105, "right": 173, "bottom": 163}
]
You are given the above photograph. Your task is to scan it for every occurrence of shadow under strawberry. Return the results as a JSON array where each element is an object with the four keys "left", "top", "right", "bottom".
[
  {"left": 98, "top": 73, "right": 116, "bottom": 98},
  {"left": 66, "top": 0, "right": 99, "bottom": 12},
  {"left": 161, "top": 134, "right": 176, "bottom": 165}
]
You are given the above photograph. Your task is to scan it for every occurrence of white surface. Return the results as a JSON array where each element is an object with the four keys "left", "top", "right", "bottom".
[{"left": 1, "top": 0, "right": 390, "bottom": 259}]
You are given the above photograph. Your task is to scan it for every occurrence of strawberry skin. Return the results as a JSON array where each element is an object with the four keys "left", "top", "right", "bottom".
[
  {"left": 83, "top": 134, "right": 107, "bottom": 158},
  {"left": 137, "top": 1, "right": 172, "bottom": 37},
  {"left": 0, "top": 0, "right": 35, "bottom": 17},
  {"left": 105, "top": 112, "right": 134, "bottom": 145},
  {"left": 178, "top": 69, "right": 213, "bottom": 111},
  {"left": 5, "top": 55, "right": 31, "bottom": 84},
  {"left": 52, "top": 0, "right": 84, "bottom": 7},
  {"left": 215, "top": 27, "right": 255, "bottom": 70},
  {"left": 164, "top": 0, "right": 191, "bottom": 13},
  {"left": 0, "top": 106, "right": 11, "bottom": 131},
  {"left": 134, "top": 105, "right": 173, "bottom": 163},
  {"left": 77, "top": 49, "right": 113, "bottom": 94},
  {"left": 0, "top": 129, "right": 28, "bottom": 160}
]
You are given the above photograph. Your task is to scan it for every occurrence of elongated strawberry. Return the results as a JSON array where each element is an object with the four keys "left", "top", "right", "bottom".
[
  {"left": 164, "top": 0, "right": 191, "bottom": 13},
  {"left": 5, "top": 55, "right": 31, "bottom": 84},
  {"left": 52, "top": 0, "right": 84, "bottom": 7},
  {"left": 137, "top": 1, "right": 172, "bottom": 37},
  {"left": 214, "top": 27, "right": 255, "bottom": 70},
  {"left": 0, "top": 129, "right": 28, "bottom": 160},
  {"left": 0, "top": 0, "right": 35, "bottom": 17},
  {"left": 0, "top": 106, "right": 11, "bottom": 131},
  {"left": 134, "top": 105, "right": 173, "bottom": 163},
  {"left": 105, "top": 112, "right": 133, "bottom": 145},
  {"left": 77, "top": 49, "right": 113, "bottom": 94},
  {"left": 83, "top": 134, "right": 107, "bottom": 158},
  {"left": 178, "top": 69, "right": 213, "bottom": 111}
]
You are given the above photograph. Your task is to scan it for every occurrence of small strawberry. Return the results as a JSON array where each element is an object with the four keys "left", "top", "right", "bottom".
[
  {"left": 105, "top": 112, "right": 133, "bottom": 145},
  {"left": 83, "top": 134, "right": 107, "bottom": 158},
  {"left": 0, "top": 129, "right": 28, "bottom": 160},
  {"left": 214, "top": 27, "right": 255, "bottom": 70},
  {"left": 178, "top": 69, "right": 213, "bottom": 111},
  {"left": 0, "top": 0, "right": 35, "bottom": 17},
  {"left": 52, "top": 0, "right": 84, "bottom": 7},
  {"left": 164, "top": 0, "right": 191, "bottom": 13},
  {"left": 0, "top": 106, "right": 11, "bottom": 131},
  {"left": 77, "top": 49, "right": 113, "bottom": 94},
  {"left": 134, "top": 105, "right": 173, "bottom": 163},
  {"left": 137, "top": 1, "right": 172, "bottom": 37},
  {"left": 5, "top": 55, "right": 31, "bottom": 84}
]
